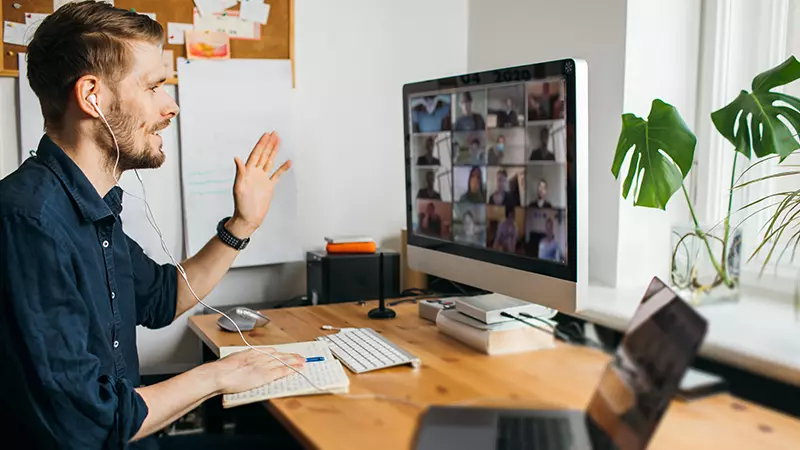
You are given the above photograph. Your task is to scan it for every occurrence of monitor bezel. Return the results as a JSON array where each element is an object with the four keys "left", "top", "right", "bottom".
[{"left": 403, "top": 58, "right": 579, "bottom": 283}]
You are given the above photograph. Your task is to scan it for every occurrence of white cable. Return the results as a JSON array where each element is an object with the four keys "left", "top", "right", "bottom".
[{"left": 96, "top": 112, "right": 326, "bottom": 393}]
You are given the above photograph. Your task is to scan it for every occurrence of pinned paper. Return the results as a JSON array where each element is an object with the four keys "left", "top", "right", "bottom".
[
  {"left": 185, "top": 30, "right": 230, "bottom": 60},
  {"left": 239, "top": 0, "right": 271, "bottom": 25},
  {"left": 54, "top": 0, "right": 114, "bottom": 10},
  {"left": 167, "top": 23, "right": 195, "bottom": 45},
  {"left": 3, "top": 21, "right": 27, "bottom": 46},
  {"left": 141, "top": 12, "right": 157, "bottom": 21},
  {"left": 193, "top": 0, "right": 238, "bottom": 17},
  {"left": 161, "top": 50, "right": 176, "bottom": 78},
  {"left": 193, "top": 10, "right": 260, "bottom": 41}
]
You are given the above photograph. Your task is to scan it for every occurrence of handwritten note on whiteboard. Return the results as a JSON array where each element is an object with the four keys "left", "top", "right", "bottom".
[{"left": 177, "top": 58, "right": 301, "bottom": 267}]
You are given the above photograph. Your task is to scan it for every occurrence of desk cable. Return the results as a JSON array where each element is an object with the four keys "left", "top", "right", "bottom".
[{"left": 500, "top": 312, "right": 606, "bottom": 351}]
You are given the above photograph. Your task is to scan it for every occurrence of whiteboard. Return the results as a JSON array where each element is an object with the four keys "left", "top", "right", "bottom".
[
  {"left": 176, "top": 58, "right": 301, "bottom": 267},
  {"left": 17, "top": 53, "right": 44, "bottom": 163}
]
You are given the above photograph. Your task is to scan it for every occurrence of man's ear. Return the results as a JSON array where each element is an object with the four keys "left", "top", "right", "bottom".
[{"left": 74, "top": 75, "right": 102, "bottom": 118}]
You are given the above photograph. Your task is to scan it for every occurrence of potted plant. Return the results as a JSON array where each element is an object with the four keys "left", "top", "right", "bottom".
[{"left": 611, "top": 56, "right": 800, "bottom": 305}]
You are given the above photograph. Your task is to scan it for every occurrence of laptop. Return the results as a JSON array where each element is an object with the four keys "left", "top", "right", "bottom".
[{"left": 413, "top": 277, "right": 709, "bottom": 450}]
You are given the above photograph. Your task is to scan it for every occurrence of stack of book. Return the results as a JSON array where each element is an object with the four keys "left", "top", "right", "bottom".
[
  {"left": 324, "top": 236, "right": 376, "bottom": 254},
  {"left": 435, "top": 298, "right": 556, "bottom": 355}
]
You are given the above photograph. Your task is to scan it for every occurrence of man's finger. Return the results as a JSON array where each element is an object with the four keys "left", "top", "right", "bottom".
[
  {"left": 270, "top": 160, "right": 292, "bottom": 181},
  {"left": 256, "top": 132, "right": 277, "bottom": 169},
  {"left": 246, "top": 132, "right": 271, "bottom": 168},
  {"left": 261, "top": 134, "right": 280, "bottom": 172}
]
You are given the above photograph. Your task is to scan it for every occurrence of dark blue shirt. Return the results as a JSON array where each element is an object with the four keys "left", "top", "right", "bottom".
[{"left": 0, "top": 136, "right": 178, "bottom": 449}]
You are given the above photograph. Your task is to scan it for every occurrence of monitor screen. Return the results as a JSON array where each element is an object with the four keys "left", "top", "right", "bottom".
[{"left": 404, "top": 59, "right": 578, "bottom": 281}]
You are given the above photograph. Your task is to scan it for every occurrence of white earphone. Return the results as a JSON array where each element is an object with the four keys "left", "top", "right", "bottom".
[{"left": 87, "top": 94, "right": 104, "bottom": 118}]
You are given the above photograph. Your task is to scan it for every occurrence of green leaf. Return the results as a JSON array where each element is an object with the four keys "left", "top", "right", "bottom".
[
  {"left": 711, "top": 56, "right": 800, "bottom": 160},
  {"left": 611, "top": 99, "right": 696, "bottom": 210}
]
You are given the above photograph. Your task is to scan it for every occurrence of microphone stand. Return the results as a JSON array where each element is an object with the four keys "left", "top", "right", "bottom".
[{"left": 368, "top": 251, "right": 396, "bottom": 319}]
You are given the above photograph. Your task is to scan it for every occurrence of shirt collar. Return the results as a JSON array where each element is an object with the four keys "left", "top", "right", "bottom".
[{"left": 37, "top": 135, "right": 119, "bottom": 223}]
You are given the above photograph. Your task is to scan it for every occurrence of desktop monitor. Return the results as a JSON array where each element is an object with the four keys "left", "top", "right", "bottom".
[{"left": 403, "top": 58, "right": 588, "bottom": 312}]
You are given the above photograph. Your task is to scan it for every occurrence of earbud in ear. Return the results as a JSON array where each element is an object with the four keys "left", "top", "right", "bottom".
[{"left": 87, "top": 94, "right": 104, "bottom": 118}]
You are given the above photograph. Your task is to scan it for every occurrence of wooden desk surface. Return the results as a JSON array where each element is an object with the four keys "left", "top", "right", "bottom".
[{"left": 188, "top": 301, "right": 800, "bottom": 450}]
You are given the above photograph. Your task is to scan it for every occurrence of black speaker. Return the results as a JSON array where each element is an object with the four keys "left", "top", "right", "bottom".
[{"left": 306, "top": 249, "right": 400, "bottom": 305}]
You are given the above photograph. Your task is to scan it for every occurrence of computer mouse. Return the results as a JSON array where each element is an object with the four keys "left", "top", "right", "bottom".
[{"left": 217, "top": 307, "right": 270, "bottom": 332}]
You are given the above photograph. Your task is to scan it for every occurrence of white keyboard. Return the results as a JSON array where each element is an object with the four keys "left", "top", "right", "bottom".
[{"left": 316, "top": 328, "right": 422, "bottom": 374}]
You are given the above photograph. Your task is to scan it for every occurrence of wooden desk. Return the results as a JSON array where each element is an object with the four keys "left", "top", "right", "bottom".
[{"left": 188, "top": 301, "right": 800, "bottom": 450}]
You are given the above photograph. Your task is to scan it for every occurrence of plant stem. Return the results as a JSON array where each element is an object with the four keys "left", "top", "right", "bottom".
[
  {"left": 681, "top": 184, "right": 733, "bottom": 287},
  {"left": 720, "top": 152, "right": 737, "bottom": 283}
]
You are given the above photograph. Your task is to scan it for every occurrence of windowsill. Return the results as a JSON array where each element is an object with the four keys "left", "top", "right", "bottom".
[{"left": 579, "top": 284, "right": 800, "bottom": 387}]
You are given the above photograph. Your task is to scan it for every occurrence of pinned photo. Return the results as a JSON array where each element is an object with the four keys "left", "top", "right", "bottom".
[{"left": 185, "top": 30, "right": 231, "bottom": 60}]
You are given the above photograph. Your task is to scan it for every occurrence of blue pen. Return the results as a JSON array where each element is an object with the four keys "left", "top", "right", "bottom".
[{"left": 305, "top": 357, "right": 325, "bottom": 363}]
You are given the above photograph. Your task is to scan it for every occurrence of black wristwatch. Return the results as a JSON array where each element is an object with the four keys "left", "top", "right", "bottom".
[{"left": 217, "top": 216, "right": 250, "bottom": 250}]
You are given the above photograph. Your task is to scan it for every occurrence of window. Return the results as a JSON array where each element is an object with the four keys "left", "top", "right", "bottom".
[{"left": 694, "top": 0, "right": 800, "bottom": 296}]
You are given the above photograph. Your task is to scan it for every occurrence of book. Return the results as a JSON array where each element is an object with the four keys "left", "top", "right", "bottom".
[
  {"left": 219, "top": 341, "right": 350, "bottom": 408},
  {"left": 436, "top": 309, "right": 555, "bottom": 355}
]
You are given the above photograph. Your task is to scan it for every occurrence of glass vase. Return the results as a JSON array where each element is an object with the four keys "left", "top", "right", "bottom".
[{"left": 670, "top": 224, "right": 742, "bottom": 305}]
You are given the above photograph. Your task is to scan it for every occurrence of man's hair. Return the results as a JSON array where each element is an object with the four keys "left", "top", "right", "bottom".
[{"left": 27, "top": 1, "right": 165, "bottom": 130}]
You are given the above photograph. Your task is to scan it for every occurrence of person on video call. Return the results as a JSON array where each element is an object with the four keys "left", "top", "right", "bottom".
[
  {"left": 489, "top": 170, "right": 510, "bottom": 206},
  {"left": 493, "top": 205, "right": 519, "bottom": 253},
  {"left": 416, "top": 137, "right": 441, "bottom": 166},
  {"left": 412, "top": 95, "right": 452, "bottom": 133},
  {"left": 529, "top": 179, "right": 553, "bottom": 208},
  {"left": 460, "top": 166, "right": 486, "bottom": 203},
  {"left": 458, "top": 210, "right": 485, "bottom": 246},
  {"left": 417, "top": 170, "right": 442, "bottom": 200},
  {"left": 539, "top": 217, "right": 565, "bottom": 262},
  {"left": 496, "top": 98, "right": 520, "bottom": 128},
  {"left": 0, "top": 3, "right": 303, "bottom": 449},
  {"left": 454, "top": 91, "right": 486, "bottom": 131},
  {"left": 487, "top": 134, "right": 506, "bottom": 165},
  {"left": 420, "top": 202, "right": 443, "bottom": 237},
  {"left": 529, "top": 127, "right": 556, "bottom": 161},
  {"left": 528, "top": 82, "right": 560, "bottom": 121}
]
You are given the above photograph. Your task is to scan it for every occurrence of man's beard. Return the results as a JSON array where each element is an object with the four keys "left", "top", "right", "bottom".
[{"left": 95, "top": 100, "right": 170, "bottom": 173}]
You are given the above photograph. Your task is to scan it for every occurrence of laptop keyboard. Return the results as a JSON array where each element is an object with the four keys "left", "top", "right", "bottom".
[{"left": 496, "top": 415, "right": 573, "bottom": 450}]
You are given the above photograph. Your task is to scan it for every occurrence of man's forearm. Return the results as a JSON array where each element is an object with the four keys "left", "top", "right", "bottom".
[
  {"left": 131, "top": 363, "right": 221, "bottom": 442},
  {"left": 174, "top": 217, "right": 257, "bottom": 319}
]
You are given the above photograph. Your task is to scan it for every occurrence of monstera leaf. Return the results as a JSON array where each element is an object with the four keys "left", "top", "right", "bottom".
[
  {"left": 611, "top": 99, "right": 696, "bottom": 210},
  {"left": 711, "top": 56, "right": 800, "bottom": 160}
]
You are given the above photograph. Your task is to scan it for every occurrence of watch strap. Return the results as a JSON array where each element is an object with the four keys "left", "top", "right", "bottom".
[{"left": 217, "top": 216, "right": 250, "bottom": 250}]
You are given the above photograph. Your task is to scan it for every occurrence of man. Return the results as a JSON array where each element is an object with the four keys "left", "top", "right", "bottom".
[
  {"left": 417, "top": 170, "right": 441, "bottom": 200},
  {"left": 529, "top": 179, "right": 553, "bottom": 208},
  {"left": 411, "top": 95, "right": 452, "bottom": 133},
  {"left": 416, "top": 137, "right": 441, "bottom": 166},
  {"left": 489, "top": 169, "right": 509, "bottom": 206},
  {"left": 538, "top": 217, "right": 565, "bottom": 262},
  {"left": 487, "top": 134, "right": 505, "bottom": 165},
  {"left": 496, "top": 98, "right": 519, "bottom": 128},
  {"left": 492, "top": 205, "right": 519, "bottom": 253},
  {"left": 529, "top": 127, "right": 555, "bottom": 161},
  {"left": 454, "top": 91, "right": 486, "bottom": 131},
  {"left": 0, "top": 3, "right": 303, "bottom": 449},
  {"left": 419, "top": 202, "right": 443, "bottom": 237}
]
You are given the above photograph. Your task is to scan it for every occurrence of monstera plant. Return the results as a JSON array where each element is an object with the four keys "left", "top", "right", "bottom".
[{"left": 612, "top": 56, "right": 800, "bottom": 302}]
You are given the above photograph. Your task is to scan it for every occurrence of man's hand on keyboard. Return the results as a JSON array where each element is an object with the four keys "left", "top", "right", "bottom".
[{"left": 214, "top": 348, "right": 305, "bottom": 394}]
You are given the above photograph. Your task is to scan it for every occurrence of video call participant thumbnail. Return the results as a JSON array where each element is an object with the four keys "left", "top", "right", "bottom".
[
  {"left": 454, "top": 90, "right": 487, "bottom": 132},
  {"left": 455, "top": 133, "right": 487, "bottom": 165},
  {"left": 487, "top": 205, "right": 524, "bottom": 254},
  {"left": 488, "top": 168, "right": 522, "bottom": 207},
  {"left": 529, "top": 126, "right": 555, "bottom": 161},
  {"left": 527, "top": 80, "right": 565, "bottom": 121},
  {"left": 456, "top": 166, "right": 487, "bottom": 204},
  {"left": 416, "top": 136, "right": 441, "bottom": 166},
  {"left": 417, "top": 170, "right": 441, "bottom": 200},
  {"left": 416, "top": 200, "right": 452, "bottom": 239},
  {"left": 487, "top": 84, "right": 524, "bottom": 128},
  {"left": 528, "top": 179, "right": 552, "bottom": 208},
  {"left": 524, "top": 208, "right": 566, "bottom": 262},
  {"left": 454, "top": 203, "right": 487, "bottom": 247},
  {"left": 411, "top": 95, "right": 452, "bottom": 133}
]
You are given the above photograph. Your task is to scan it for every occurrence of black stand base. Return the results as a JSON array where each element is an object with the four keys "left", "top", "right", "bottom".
[{"left": 368, "top": 307, "right": 396, "bottom": 319}]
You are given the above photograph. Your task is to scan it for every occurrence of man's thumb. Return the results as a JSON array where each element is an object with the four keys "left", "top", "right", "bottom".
[{"left": 234, "top": 157, "right": 244, "bottom": 174}]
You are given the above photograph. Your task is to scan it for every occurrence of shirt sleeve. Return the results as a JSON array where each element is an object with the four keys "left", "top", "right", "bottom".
[
  {"left": 0, "top": 214, "right": 149, "bottom": 449},
  {"left": 125, "top": 235, "right": 178, "bottom": 329}
]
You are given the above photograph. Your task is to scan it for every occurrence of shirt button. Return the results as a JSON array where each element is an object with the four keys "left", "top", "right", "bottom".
[
  {"left": 111, "top": 292, "right": 116, "bottom": 299},
  {"left": 113, "top": 340, "right": 120, "bottom": 349},
  {"left": 102, "top": 240, "right": 109, "bottom": 248}
]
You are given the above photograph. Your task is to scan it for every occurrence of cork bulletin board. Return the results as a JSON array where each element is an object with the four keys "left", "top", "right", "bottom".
[{"left": 0, "top": 0, "right": 294, "bottom": 84}]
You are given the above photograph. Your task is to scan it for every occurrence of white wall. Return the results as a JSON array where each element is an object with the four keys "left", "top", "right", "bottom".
[
  {"left": 616, "top": 0, "right": 699, "bottom": 287},
  {"left": 0, "top": 0, "right": 469, "bottom": 373},
  {"left": 467, "top": 0, "right": 628, "bottom": 287}
]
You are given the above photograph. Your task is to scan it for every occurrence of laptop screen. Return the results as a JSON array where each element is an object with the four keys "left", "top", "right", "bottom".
[{"left": 585, "top": 277, "right": 708, "bottom": 450}]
